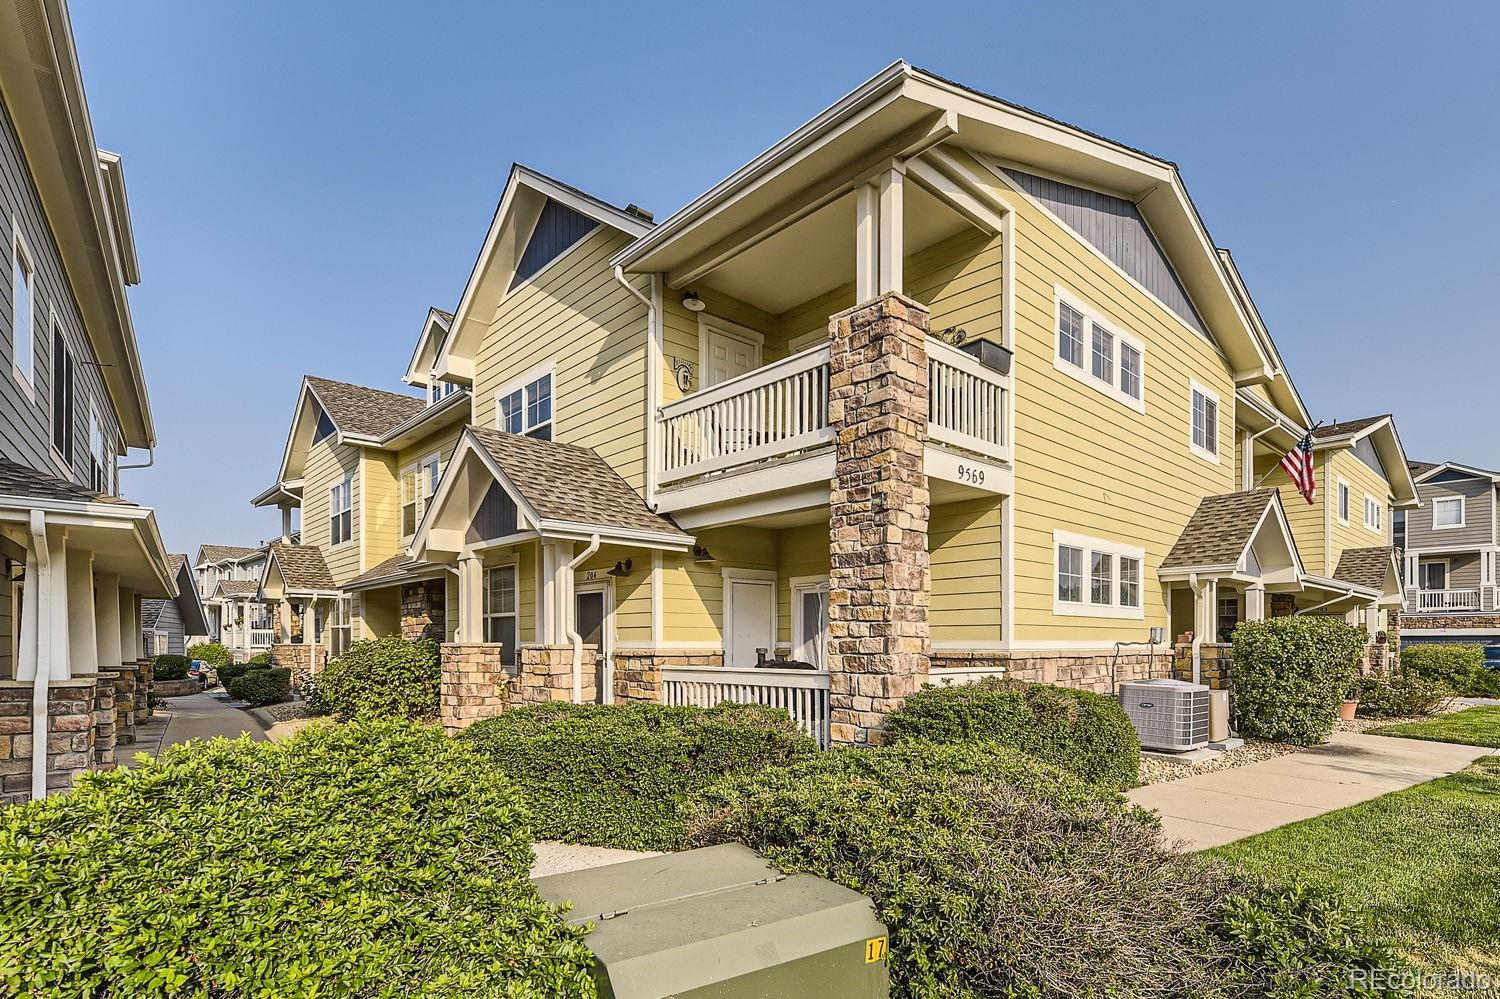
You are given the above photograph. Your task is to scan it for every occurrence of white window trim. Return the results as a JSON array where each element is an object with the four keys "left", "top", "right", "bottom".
[
  {"left": 1052, "top": 286, "right": 1146, "bottom": 414},
  {"left": 1052, "top": 530, "right": 1146, "bottom": 619},
  {"left": 11, "top": 217, "right": 35, "bottom": 397},
  {"left": 1419, "top": 557, "right": 1449, "bottom": 591},
  {"left": 484, "top": 558, "right": 520, "bottom": 668},
  {"left": 1363, "top": 494, "right": 1383, "bottom": 533},
  {"left": 721, "top": 567, "right": 778, "bottom": 663},
  {"left": 400, "top": 451, "right": 442, "bottom": 542},
  {"left": 329, "top": 475, "right": 353, "bottom": 547},
  {"left": 1431, "top": 495, "right": 1465, "bottom": 530},
  {"left": 1188, "top": 379, "right": 1221, "bottom": 464},
  {"left": 47, "top": 308, "right": 71, "bottom": 476},
  {"left": 788, "top": 574, "right": 831, "bottom": 668},
  {"left": 493, "top": 360, "right": 556, "bottom": 439},
  {"left": 1336, "top": 479, "right": 1351, "bottom": 524}
]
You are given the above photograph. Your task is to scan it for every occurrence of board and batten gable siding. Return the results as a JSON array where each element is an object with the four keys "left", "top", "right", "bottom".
[
  {"left": 472, "top": 225, "right": 650, "bottom": 492},
  {"left": 956, "top": 148, "right": 1235, "bottom": 646},
  {"left": 300, "top": 435, "right": 361, "bottom": 586},
  {"left": 0, "top": 91, "right": 122, "bottom": 485},
  {"left": 1408, "top": 474, "right": 1495, "bottom": 550}
]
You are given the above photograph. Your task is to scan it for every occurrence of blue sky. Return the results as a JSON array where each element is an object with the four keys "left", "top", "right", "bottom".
[{"left": 71, "top": 0, "right": 1499, "bottom": 555}]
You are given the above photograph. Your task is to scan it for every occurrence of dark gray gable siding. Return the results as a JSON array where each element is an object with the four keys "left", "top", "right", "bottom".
[
  {"left": 509, "top": 199, "right": 598, "bottom": 291},
  {"left": 1351, "top": 435, "right": 1388, "bottom": 479},
  {"left": 0, "top": 91, "right": 121, "bottom": 486},
  {"left": 467, "top": 481, "right": 518, "bottom": 543},
  {"left": 1003, "top": 168, "right": 1211, "bottom": 340},
  {"left": 1430, "top": 468, "right": 1482, "bottom": 484}
]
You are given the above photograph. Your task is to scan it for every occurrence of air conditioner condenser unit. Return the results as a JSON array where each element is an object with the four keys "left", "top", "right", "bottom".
[{"left": 1119, "top": 678, "right": 1211, "bottom": 752}]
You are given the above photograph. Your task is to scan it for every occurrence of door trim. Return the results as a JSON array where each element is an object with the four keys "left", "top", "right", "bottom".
[
  {"left": 575, "top": 579, "right": 614, "bottom": 704},
  {"left": 698, "top": 314, "right": 764, "bottom": 389},
  {"left": 721, "top": 567, "right": 777, "bottom": 668},
  {"left": 790, "top": 574, "right": 830, "bottom": 669}
]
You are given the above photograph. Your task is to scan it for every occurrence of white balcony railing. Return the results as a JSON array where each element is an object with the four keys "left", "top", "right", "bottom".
[
  {"left": 250, "top": 629, "right": 275, "bottom": 649},
  {"left": 657, "top": 337, "right": 1012, "bottom": 485},
  {"left": 662, "top": 666, "right": 831, "bottom": 748},
  {"left": 1417, "top": 588, "right": 1482, "bottom": 612}
]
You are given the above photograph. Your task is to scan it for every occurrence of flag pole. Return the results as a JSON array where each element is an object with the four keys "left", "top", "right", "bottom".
[{"left": 1252, "top": 420, "right": 1324, "bottom": 490}]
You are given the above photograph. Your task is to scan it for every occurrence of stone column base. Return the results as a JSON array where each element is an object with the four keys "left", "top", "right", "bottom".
[
  {"left": 612, "top": 650, "right": 724, "bottom": 704},
  {"left": 439, "top": 643, "right": 509, "bottom": 733},
  {"left": 134, "top": 659, "right": 154, "bottom": 723},
  {"left": 271, "top": 644, "right": 326, "bottom": 694},
  {"left": 93, "top": 672, "right": 119, "bottom": 767},
  {"left": 0, "top": 679, "right": 98, "bottom": 804},
  {"left": 113, "top": 666, "right": 138, "bottom": 745},
  {"left": 401, "top": 580, "right": 447, "bottom": 642},
  {"left": 1171, "top": 643, "right": 1233, "bottom": 690},
  {"left": 515, "top": 644, "right": 598, "bottom": 707},
  {"left": 928, "top": 648, "right": 1174, "bottom": 695}
]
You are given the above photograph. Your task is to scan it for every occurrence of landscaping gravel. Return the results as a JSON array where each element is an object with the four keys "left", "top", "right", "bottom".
[
  {"left": 257, "top": 701, "right": 315, "bottom": 723},
  {"left": 1138, "top": 739, "right": 1300, "bottom": 786}
]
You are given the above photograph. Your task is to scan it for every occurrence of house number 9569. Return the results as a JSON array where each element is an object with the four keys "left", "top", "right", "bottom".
[{"left": 957, "top": 465, "right": 985, "bottom": 484}]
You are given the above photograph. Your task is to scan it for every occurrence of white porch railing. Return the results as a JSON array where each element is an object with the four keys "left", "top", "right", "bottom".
[
  {"left": 662, "top": 666, "right": 831, "bottom": 748},
  {"left": 1417, "top": 588, "right": 1482, "bottom": 612},
  {"left": 250, "top": 629, "right": 275, "bottom": 649},
  {"left": 927, "top": 338, "right": 1010, "bottom": 461},
  {"left": 659, "top": 343, "right": 832, "bottom": 484}
]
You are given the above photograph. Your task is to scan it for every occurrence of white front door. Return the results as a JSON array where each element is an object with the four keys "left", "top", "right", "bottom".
[
  {"left": 703, "top": 322, "right": 761, "bottom": 387},
  {"left": 725, "top": 577, "right": 775, "bottom": 668}
]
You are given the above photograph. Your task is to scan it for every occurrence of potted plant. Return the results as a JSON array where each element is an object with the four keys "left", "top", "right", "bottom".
[{"left": 1339, "top": 678, "right": 1361, "bottom": 721}]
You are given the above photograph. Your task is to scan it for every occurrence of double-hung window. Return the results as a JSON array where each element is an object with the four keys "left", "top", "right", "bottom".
[
  {"left": 51, "top": 325, "right": 74, "bottom": 467},
  {"left": 496, "top": 365, "right": 554, "bottom": 440},
  {"left": 1055, "top": 532, "right": 1145, "bottom": 618},
  {"left": 12, "top": 224, "right": 35, "bottom": 391},
  {"left": 330, "top": 598, "right": 351, "bottom": 657},
  {"left": 428, "top": 378, "right": 459, "bottom": 405},
  {"left": 1190, "top": 382, "right": 1219, "bottom": 461},
  {"left": 329, "top": 476, "right": 353, "bottom": 545},
  {"left": 1432, "top": 496, "right": 1463, "bottom": 529},
  {"left": 1364, "top": 495, "right": 1382, "bottom": 532},
  {"left": 1337, "top": 481, "right": 1350, "bottom": 523},
  {"left": 88, "top": 406, "right": 111, "bottom": 493},
  {"left": 1055, "top": 289, "right": 1145, "bottom": 409},
  {"left": 400, "top": 454, "right": 441, "bottom": 539},
  {"left": 483, "top": 564, "right": 518, "bottom": 669}
]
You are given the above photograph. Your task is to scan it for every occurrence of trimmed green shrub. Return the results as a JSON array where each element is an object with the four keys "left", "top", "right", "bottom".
[
  {"left": 150, "top": 654, "right": 191, "bottom": 681},
  {"left": 1400, "top": 642, "right": 1500, "bottom": 698},
  {"left": 884, "top": 677, "right": 1141, "bottom": 789},
  {"left": 688, "top": 740, "right": 1394, "bottom": 999},
  {"left": 0, "top": 720, "right": 597, "bottom": 997},
  {"left": 1232, "top": 617, "right": 1367, "bottom": 745},
  {"left": 186, "top": 641, "right": 230, "bottom": 669},
  {"left": 217, "top": 662, "right": 251, "bottom": 687},
  {"left": 247, "top": 651, "right": 272, "bottom": 666},
  {"left": 226, "top": 667, "right": 291, "bottom": 706},
  {"left": 1355, "top": 670, "right": 1449, "bottom": 719},
  {"left": 461, "top": 702, "right": 816, "bottom": 851},
  {"left": 306, "top": 636, "right": 439, "bottom": 720}
]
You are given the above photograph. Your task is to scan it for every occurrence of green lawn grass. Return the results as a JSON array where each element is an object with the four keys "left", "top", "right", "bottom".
[
  {"left": 1370, "top": 705, "right": 1500, "bottom": 748},
  {"left": 1208, "top": 757, "right": 1500, "bottom": 980}
]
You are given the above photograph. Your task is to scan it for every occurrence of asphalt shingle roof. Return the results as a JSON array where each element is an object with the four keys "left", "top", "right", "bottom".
[
  {"left": 307, "top": 376, "right": 425, "bottom": 439},
  {"left": 1333, "top": 546, "right": 1398, "bottom": 593},
  {"left": 215, "top": 580, "right": 261, "bottom": 597},
  {"left": 343, "top": 554, "right": 451, "bottom": 590},
  {"left": 0, "top": 459, "right": 133, "bottom": 506},
  {"left": 469, "top": 427, "right": 688, "bottom": 540},
  {"left": 197, "top": 544, "right": 260, "bottom": 565},
  {"left": 141, "top": 600, "right": 164, "bottom": 630},
  {"left": 268, "top": 541, "right": 335, "bottom": 591},
  {"left": 1162, "top": 490, "right": 1278, "bottom": 570},
  {"left": 1408, "top": 460, "right": 1439, "bottom": 478},
  {"left": 1313, "top": 416, "right": 1389, "bottom": 441}
]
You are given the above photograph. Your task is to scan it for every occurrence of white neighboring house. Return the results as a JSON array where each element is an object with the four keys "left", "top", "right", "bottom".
[{"left": 192, "top": 545, "right": 275, "bottom": 661}]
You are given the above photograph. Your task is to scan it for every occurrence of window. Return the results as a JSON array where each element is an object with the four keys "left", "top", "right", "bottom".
[
  {"left": 88, "top": 407, "right": 109, "bottom": 493},
  {"left": 1217, "top": 596, "right": 1240, "bottom": 643},
  {"left": 1119, "top": 343, "right": 1142, "bottom": 401},
  {"left": 1057, "top": 301, "right": 1084, "bottom": 368},
  {"left": 1432, "top": 496, "right": 1464, "bottom": 529},
  {"left": 400, "top": 454, "right": 440, "bottom": 538},
  {"left": 51, "top": 324, "right": 73, "bottom": 466},
  {"left": 330, "top": 598, "right": 351, "bottom": 657},
  {"left": 1363, "top": 495, "right": 1382, "bottom": 532},
  {"left": 1337, "top": 481, "right": 1350, "bottom": 523},
  {"left": 428, "top": 378, "right": 459, "bottom": 405},
  {"left": 1190, "top": 382, "right": 1219, "bottom": 461},
  {"left": 483, "top": 564, "right": 518, "bottom": 669},
  {"left": 1091, "top": 324, "right": 1114, "bottom": 383},
  {"left": 1393, "top": 509, "right": 1406, "bottom": 552},
  {"left": 329, "top": 476, "right": 352, "bottom": 545},
  {"left": 312, "top": 407, "right": 335, "bottom": 444},
  {"left": 11, "top": 224, "right": 34, "bottom": 390},
  {"left": 495, "top": 366, "right": 553, "bottom": 440},
  {"left": 1419, "top": 561, "right": 1447, "bottom": 591},
  {"left": 1054, "top": 531, "right": 1146, "bottom": 618}
]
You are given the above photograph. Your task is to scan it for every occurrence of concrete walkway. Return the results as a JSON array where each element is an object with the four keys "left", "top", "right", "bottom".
[
  {"left": 1129, "top": 731, "right": 1498, "bottom": 850},
  {"left": 121, "top": 692, "right": 266, "bottom": 767}
]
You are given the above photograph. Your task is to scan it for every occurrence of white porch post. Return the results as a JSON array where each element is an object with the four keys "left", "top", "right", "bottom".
[
  {"left": 457, "top": 555, "right": 483, "bottom": 642},
  {"left": 119, "top": 587, "right": 139, "bottom": 663},
  {"left": 855, "top": 183, "right": 878, "bottom": 302},
  {"left": 45, "top": 528, "right": 71, "bottom": 677},
  {"left": 539, "top": 540, "right": 573, "bottom": 645},
  {"left": 1364, "top": 603, "right": 1380, "bottom": 635},
  {"left": 281, "top": 505, "right": 293, "bottom": 543},
  {"left": 1245, "top": 583, "right": 1266, "bottom": 623},
  {"left": 877, "top": 166, "right": 904, "bottom": 295},
  {"left": 95, "top": 572, "right": 122, "bottom": 669},
  {"left": 66, "top": 550, "right": 97, "bottom": 675},
  {"left": 279, "top": 597, "right": 292, "bottom": 643}
]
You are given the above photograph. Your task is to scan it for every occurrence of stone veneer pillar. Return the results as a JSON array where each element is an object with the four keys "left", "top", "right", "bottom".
[
  {"left": 0, "top": 679, "right": 97, "bottom": 803},
  {"left": 401, "top": 580, "right": 447, "bottom": 642},
  {"left": 271, "top": 644, "right": 325, "bottom": 694},
  {"left": 134, "top": 659, "right": 154, "bottom": 723},
  {"left": 825, "top": 292, "right": 931, "bottom": 746},
  {"left": 113, "top": 665, "right": 138, "bottom": 745},
  {"left": 439, "top": 643, "right": 510, "bottom": 734},
  {"left": 93, "top": 672, "right": 118, "bottom": 767},
  {"left": 516, "top": 645, "right": 597, "bottom": 707}
]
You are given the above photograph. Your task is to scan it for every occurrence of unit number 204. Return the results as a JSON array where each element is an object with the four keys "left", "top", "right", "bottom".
[{"left": 956, "top": 465, "right": 985, "bottom": 485}]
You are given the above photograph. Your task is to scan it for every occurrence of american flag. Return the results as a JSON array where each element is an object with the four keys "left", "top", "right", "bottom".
[{"left": 1281, "top": 431, "right": 1317, "bottom": 504}]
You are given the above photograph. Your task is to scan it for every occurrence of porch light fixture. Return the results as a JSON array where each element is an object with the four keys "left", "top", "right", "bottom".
[
  {"left": 692, "top": 545, "right": 716, "bottom": 564},
  {"left": 607, "top": 559, "right": 633, "bottom": 578},
  {"left": 682, "top": 291, "right": 706, "bottom": 312}
]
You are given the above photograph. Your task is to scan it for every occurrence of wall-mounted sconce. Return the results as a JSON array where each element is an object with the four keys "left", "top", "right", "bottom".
[
  {"left": 692, "top": 545, "right": 716, "bottom": 564},
  {"left": 607, "top": 559, "right": 633, "bottom": 578},
  {"left": 682, "top": 291, "right": 706, "bottom": 312}
]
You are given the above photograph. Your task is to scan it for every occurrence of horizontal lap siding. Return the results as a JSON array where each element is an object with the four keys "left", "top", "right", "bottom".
[
  {"left": 776, "top": 522, "right": 829, "bottom": 648},
  {"left": 954, "top": 149, "right": 1236, "bottom": 645},
  {"left": 363, "top": 422, "right": 470, "bottom": 571},
  {"left": 1327, "top": 450, "right": 1393, "bottom": 566},
  {"left": 1421, "top": 551, "right": 1480, "bottom": 588},
  {"left": 473, "top": 227, "right": 650, "bottom": 491},
  {"left": 302, "top": 438, "right": 361, "bottom": 586},
  {"left": 1257, "top": 456, "right": 1328, "bottom": 574},
  {"left": 931, "top": 497, "right": 1003, "bottom": 645},
  {"left": 577, "top": 544, "right": 653, "bottom": 646},
  {"left": 1409, "top": 476, "right": 1494, "bottom": 550}
]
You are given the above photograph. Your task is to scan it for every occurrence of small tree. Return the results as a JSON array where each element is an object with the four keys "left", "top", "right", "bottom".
[
  {"left": 186, "top": 641, "right": 231, "bottom": 669},
  {"left": 307, "top": 636, "right": 440, "bottom": 720},
  {"left": 1231, "top": 617, "right": 1367, "bottom": 745}
]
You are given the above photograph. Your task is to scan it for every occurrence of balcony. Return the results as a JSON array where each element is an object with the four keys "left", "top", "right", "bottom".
[
  {"left": 656, "top": 336, "right": 1011, "bottom": 518},
  {"left": 1416, "top": 588, "right": 1482, "bottom": 613}
]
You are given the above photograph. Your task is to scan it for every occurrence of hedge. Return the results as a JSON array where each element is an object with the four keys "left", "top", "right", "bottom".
[
  {"left": 186, "top": 641, "right": 230, "bottom": 669},
  {"left": 687, "top": 740, "right": 1396, "bottom": 999},
  {"left": 0, "top": 721, "right": 598, "bottom": 997},
  {"left": 246, "top": 651, "right": 272, "bottom": 666},
  {"left": 307, "top": 636, "right": 439, "bottom": 720},
  {"left": 1231, "top": 617, "right": 1367, "bottom": 745},
  {"left": 150, "top": 654, "right": 191, "bottom": 682},
  {"left": 226, "top": 667, "right": 291, "bottom": 706},
  {"left": 1400, "top": 643, "right": 1500, "bottom": 698},
  {"left": 884, "top": 677, "right": 1141, "bottom": 789},
  {"left": 1355, "top": 669, "right": 1449, "bottom": 719},
  {"left": 461, "top": 702, "right": 816, "bottom": 851}
]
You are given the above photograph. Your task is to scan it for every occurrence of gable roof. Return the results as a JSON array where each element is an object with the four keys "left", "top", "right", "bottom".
[
  {"left": 1333, "top": 546, "right": 1401, "bottom": 595},
  {"left": 306, "top": 376, "right": 426, "bottom": 441},
  {"left": 1162, "top": 489, "right": 1283, "bottom": 570},
  {"left": 402, "top": 307, "right": 456, "bottom": 389},
  {"left": 1313, "top": 415, "right": 1391, "bottom": 441},
  {"left": 168, "top": 553, "right": 209, "bottom": 635},
  {"left": 343, "top": 554, "right": 450, "bottom": 592},
  {"left": 196, "top": 544, "right": 260, "bottom": 566},
  {"left": 264, "top": 541, "right": 336, "bottom": 593},
  {"left": 1408, "top": 460, "right": 1440, "bottom": 479},
  {"left": 214, "top": 580, "right": 261, "bottom": 598},
  {"left": 1412, "top": 460, "right": 1500, "bottom": 485},
  {"left": 1310, "top": 414, "right": 1419, "bottom": 507}
]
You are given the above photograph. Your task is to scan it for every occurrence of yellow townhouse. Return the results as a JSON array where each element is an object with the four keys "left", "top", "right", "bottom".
[{"left": 257, "top": 62, "right": 1417, "bottom": 745}]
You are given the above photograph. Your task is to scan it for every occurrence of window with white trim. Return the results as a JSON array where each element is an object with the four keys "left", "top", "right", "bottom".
[
  {"left": 330, "top": 597, "right": 351, "bottom": 657},
  {"left": 1419, "top": 560, "right": 1447, "bottom": 591},
  {"left": 1432, "top": 496, "right": 1464, "bottom": 529},
  {"left": 1363, "top": 495, "right": 1382, "bottom": 532},
  {"left": 496, "top": 366, "right": 553, "bottom": 440},
  {"left": 1337, "top": 481, "right": 1350, "bottom": 523},
  {"left": 11, "top": 223, "right": 35, "bottom": 390},
  {"left": 1090, "top": 324, "right": 1113, "bottom": 383},
  {"left": 1054, "top": 532, "right": 1146, "bottom": 618},
  {"left": 51, "top": 322, "right": 74, "bottom": 467},
  {"left": 1190, "top": 382, "right": 1219, "bottom": 461},
  {"left": 400, "top": 453, "right": 441, "bottom": 539},
  {"left": 329, "top": 476, "right": 352, "bottom": 545},
  {"left": 1119, "top": 342, "right": 1142, "bottom": 401},
  {"left": 483, "top": 564, "right": 518, "bottom": 669},
  {"left": 1057, "top": 301, "right": 1084, "bottom": 368},
  {"left": 427, "top": 378, "right": 460, "bottom": 405},
  {"left": 1055, "top": 289, "right": 1147, "bottom": 410}
]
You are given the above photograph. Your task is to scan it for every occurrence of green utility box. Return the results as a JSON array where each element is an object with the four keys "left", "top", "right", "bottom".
[{"left": 533, "top": 844, "right": 890, "bottom": 999}]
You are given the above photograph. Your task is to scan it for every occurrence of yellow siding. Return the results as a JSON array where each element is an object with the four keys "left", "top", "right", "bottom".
[
  {"left": 301, "top": 436, "right": 362, "bottom": 586},
  {"left": 931, "top": 497, "right": 1004, "bottom": 645},
  {"left": 775, "top": 522, "right": 830, "bottom": 648},
  {"left": 577, "top": 544, "right": 653, "bottom": 647},
  {"left": 1259, "top": 453, "right": 1331, "bottom": 575},
  {"left": 362, "top": 451, "right": 400, "bottom": 571},
  {"left": 1327, "top": 449, "right": 1394, "bottom": 565},
  {"left": 956, "top": 149, "right": 1237, "bottom": 645},
  {"left": 472, "top": 226, "right": 650, "bottom": 490},
  {"left": 478, "top": 540, "right": 537, "bottom": 646}
]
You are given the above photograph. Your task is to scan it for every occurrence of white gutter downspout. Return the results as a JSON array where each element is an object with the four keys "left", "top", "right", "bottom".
[
  {"left": 1242, "top": 426, "right": 1274, "bottom": 491},
  {"left": 28, "top": 511, "right": 52, "bottom": 800},
  {"left": 1189, "top": 573, "right": 1207, "bottom": 686},
  {"left": 565, "top": 534, "right": 602, "bottom": 703},
  {"left": 614, "top": 266, "right": 660, "bottom": 510}
]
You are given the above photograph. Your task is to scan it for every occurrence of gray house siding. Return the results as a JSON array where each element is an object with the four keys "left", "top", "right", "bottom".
[
  {"left": 1407, "top": 475, "right": 1495, "bottom": 550},
  {"left": 1417, "top": 552, "right": 1480, "bottom": 589},
  {"left": 0, "top": 90, "right": 121, "bottom": 488},
  {"left": 1003, "top": 168, "right": 1210, "bottom": 340},
  {"left": 1351, "top": 436, "right": 1387, "bottom": 479},
  {"left": 144, "top": 598, "right": 186, "bottom": 657}
]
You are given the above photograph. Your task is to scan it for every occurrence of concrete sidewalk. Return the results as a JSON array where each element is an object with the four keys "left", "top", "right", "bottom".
[
  {"left": 1129, "top": 731, "right": 1497, "bottom": 850},
  {"left": 121, "top": 692, "right": 265, "bottom": 767}
]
